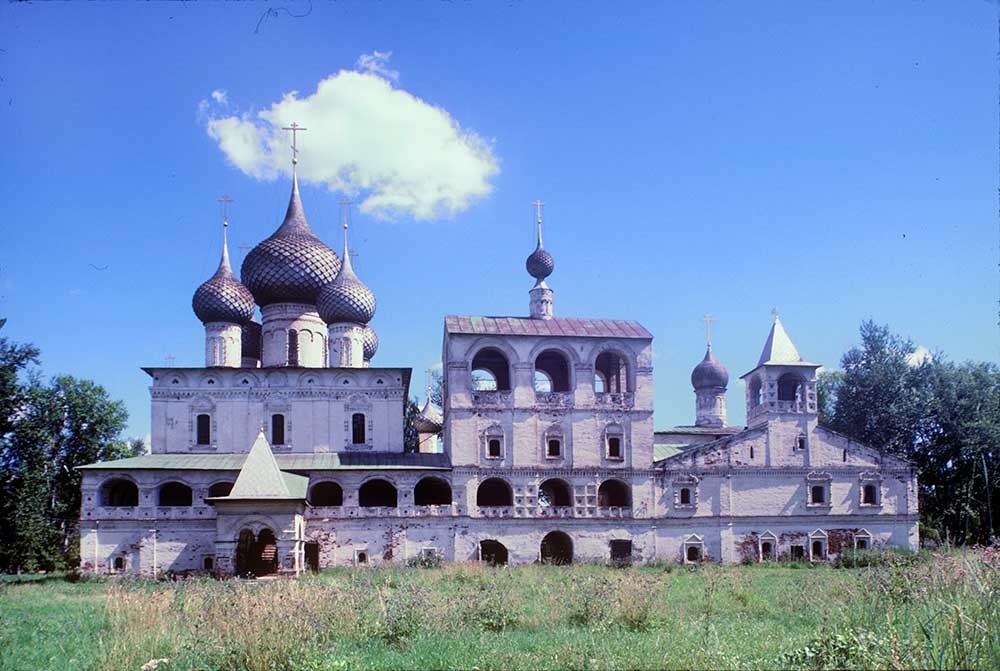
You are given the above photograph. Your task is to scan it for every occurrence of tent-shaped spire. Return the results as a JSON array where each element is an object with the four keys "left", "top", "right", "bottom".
[
  {"left": 222, "top": 430, "right": 306, "bottom": 500},
  {"left": 757, "top": 314, "right": 805, "bottom": 366}
]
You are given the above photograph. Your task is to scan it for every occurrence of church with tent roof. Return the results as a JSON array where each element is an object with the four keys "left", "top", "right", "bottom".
[{"left": 78, "top": 143, "right": 919, "bottom": 576}]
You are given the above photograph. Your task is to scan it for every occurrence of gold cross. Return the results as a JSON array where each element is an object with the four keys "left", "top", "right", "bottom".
[
  {"left": 702, "top": 313, "right": 715, "bottom": 347},
  {"left": 218, "top": 194, "right": 233, "bottom": 223},
  {"left": 281, "top": 122, "right": 308, "bottom": 163},
  {"left": 165, "top": 353, "right": 175, "bottom": 367}
]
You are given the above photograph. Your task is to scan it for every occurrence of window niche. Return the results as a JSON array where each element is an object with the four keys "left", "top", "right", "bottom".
[
  {"left": 605, "top": 424, "right": 625, "bottom": 461},
  {"left": 758, "top": 530, "right": 778, "bottom": 562},
  {"left": 809, "top": 529, "right": 828, "bottom": 561},
  {"left": 806, "top": 472, "right": 832, "bottom": 508},
  {"left": 859, "top": 473, "right": 882, "bottom": 507},
  {"left": 854, "top": 529, "right": 873, "bottom": 552},
  {"left": 683, "top": 534, "right": 704, "bottom": 564},
  {"left": 544, "top": 424, "right": 564, "bottom": 460},
  {"left": 483, "top": 425, "right": 504, "bottom": 460},
  {"left": 673, "top": 475, "right": 698, "bottom": 510}
]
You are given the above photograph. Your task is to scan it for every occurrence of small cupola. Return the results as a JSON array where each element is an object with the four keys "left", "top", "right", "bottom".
[{"left": 526, "top": 199, "right": 554, "bottom": 319}]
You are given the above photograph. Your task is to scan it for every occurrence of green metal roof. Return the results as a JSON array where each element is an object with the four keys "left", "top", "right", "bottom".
[
  {"left": 79, "top": 451, "right": 451, "bottom": 471},
  {"left": 224, "top": 432, "right": 300, "bottom": 499},
  {"left": 654, "top": 444, "right": 685, "bottom": 461}
]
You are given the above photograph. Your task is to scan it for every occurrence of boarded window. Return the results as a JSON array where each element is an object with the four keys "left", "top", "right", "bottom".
[{"left": 196, "top": 414, "right": 211, "bottom": 445}]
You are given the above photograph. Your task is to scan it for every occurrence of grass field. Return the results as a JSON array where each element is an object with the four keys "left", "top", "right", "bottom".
[{"left": 1, "top": 547, "right": 998, "bottom": 671}]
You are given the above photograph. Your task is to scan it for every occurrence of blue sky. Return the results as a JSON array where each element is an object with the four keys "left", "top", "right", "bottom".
[{"left": 1, "top": 2, "right": 996, "bottom": 441}]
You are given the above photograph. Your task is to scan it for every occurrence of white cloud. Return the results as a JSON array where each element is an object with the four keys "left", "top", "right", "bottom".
[
  {"left": 202, "top": 61, "right": 499, "bottom": 221},
  {"left": 907, "top": 345, "right": 932, "bottom": 367},
  {"left": 211, "top": 89, "right": 228, "bottom": 105},
  {"left": 355, "top": 51, "right": 399, "bottom": 82}
]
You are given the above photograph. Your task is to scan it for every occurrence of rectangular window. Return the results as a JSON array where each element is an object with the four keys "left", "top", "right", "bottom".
[
  {"left": 862, "top": 484, "right": 878, "bottom": 505},
  {"left": 271, "top": 414, "right": 286, "bottom": 445},
  {"left": 810, "top": 485, "right": 826, "bottom": 504},
  {"left": 607, "top": 436, "right": 622, "bottom": 459},
  {"left": 795, "top": 435, "right": 807, "bottom": 451},
  {"left": 196, "top": 414, "right": 211, "bottom": 445},
  {"left": 352, "top": 413, "right": 366, "bottom": 444},
  {"left": 487, "top": 438, "right": 502, "bottom": 458},
  {"left": 287, "top": 330, "right": 299, "bottom": 366},
  {"left": 546, "top": 439, "right": 561, "bottom": 458}
]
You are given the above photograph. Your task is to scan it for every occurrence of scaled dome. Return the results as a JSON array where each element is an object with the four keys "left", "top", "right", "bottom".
[
  {"left": 316, "top": 267, "right": 376, "bottom": 325},
  {"left": 691, "top": 348, "right": 729, "bottom": 389},
  {"left": 192, "top": 227, "right": 256, "bottom": 325},
  {"left": 241, "top": 177, "right": 341, "bottom": 306},
  {"left": 361, "top": 325, "right": 379, "bottom": 361},
  {"left": 526, "top": 246, "right": 554, "bottom": 280},
  {"left": 413, "top": 397, "right": 443, "bottom": 434}
]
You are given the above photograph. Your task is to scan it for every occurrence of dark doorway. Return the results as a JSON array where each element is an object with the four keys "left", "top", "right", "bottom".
[
  {"left": 304, "top": 541, "right": 320, "bottom": 572},
  {"left": 540, "top": 531, "right": 573, "bottom": 565},
  {"left": 686, "top": 545, "right": 702, "bottom": 562},
  {"left": 609, "top": 539, "right": 632, "bottom": 567},
  {"left": 812, "top": 540, "right": 825, "bottom": 560},
  {"left": 480, "top": 540, "right": 509, "bottom": 566},
  {"left": 761, "top": 541, "right": 774, "bottom": 561},
  {"left": 235, "top": 527, "right": 279, "bottom": 577}
]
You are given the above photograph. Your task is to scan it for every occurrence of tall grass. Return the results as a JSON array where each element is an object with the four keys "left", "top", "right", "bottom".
[{"left": 1, "top": 547, "right": 997, "bottom": 670}]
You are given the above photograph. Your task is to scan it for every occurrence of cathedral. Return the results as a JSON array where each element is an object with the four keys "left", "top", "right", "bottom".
[{"left": 78, "top": 149, "right": 919, "bottom": 576}]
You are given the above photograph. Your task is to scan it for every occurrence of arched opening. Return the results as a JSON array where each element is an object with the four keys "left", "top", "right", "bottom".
[
  {"left": 414, "top": 477, "right": 452, "bottom": 506},
  {"left": 100, "top": 478, "right": 138, "bottom": 507},
  {"left": 594, "top": 372, "right": 607, "bottom": 393},
  {"left": 534, "top": 350, "right": 570, "bottom": 392},
  {"left": 208, "top": 481, "right": 234, "bottom": 498},
  {"left": 471, "top": 348, "right": 511, "bottom": 391},
  {"left": 686, "top": 545, "right": 702, "bottom": 562},
  {"left": 480, "top": 539, "right": 508, "bottom": 566},
  {"left": 538, "top": 478, "right": 572, "bottom": 507},
  {"left": 359, "top": 479, "right": 398, "bottom": 507},
  {"left": 309, "top": 481, "right": 343, "bottom": 507},
  {"left": 749, "top": 377, "right": 763, "bottom": 408},
  {"left": 540, "top": 531, "right": 573, "bottom": 565},
  {"left": 597, "top": 479, "right": 631, "bottom": 508},
  {"left": 777, "top": 373, "right": 803, "bottom": 402},
  {"left": 271, "top": 414, "right": 286, "bottom": 445},
  {"left": 862, "top": 484, "right": 878, "bottom": 505},
  {"left": 476, "top": 478, "right": 513, "bottom": 507},
  {"left": 679, "top": 487, "right": 692, "bottom": 505},
  {"left": 304, "top": 541, "right": 320, "bottom": 572},
  {"left": 594, "top": 352, "right": 629, "bottom": 393},
  {"left": 761, "top": 541, "right": 774, "bottom": 561},
  {"left": 196, "top": 413, "right": 211, "bottom": 445},
  {"left": 235, "top": 528, "right": 279, "bottom": 577},
  {"left": 158, "top": 481, "right": 193, "bottom": 507},
  {"left": 352, "top": 413, "right": 366, "bottom": 444},
  {"left": 811, "top": 539, "right": 825, "bottom": 560}
]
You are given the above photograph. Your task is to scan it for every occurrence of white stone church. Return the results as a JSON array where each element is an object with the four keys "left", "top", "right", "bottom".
[{"left": 78, "top": 157, "right": 919, "bottom": 576}]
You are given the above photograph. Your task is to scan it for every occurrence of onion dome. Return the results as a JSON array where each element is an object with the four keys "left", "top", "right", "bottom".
[
  {"left": 691, "top": 347, "right": 729, "bottom": 389},
  {"left": 241, "top": 319, "right": 262, "bottom": 361},
  {"left": 525, "top": 213, "right": 554, "bottom": 281},
  {"left": 192, "top": 220, "right": 256, "bottom": 324},
  {"left": 317, "top": 210, "right": 376, "bottom": 325},
  {"left": 413, "top": 382, "right": 443, "bottom": 434},
  {"left": 241, "top": 174, "right": 341, "bottom": 306},
  {"left": 361, "top": 325, "right": 379, "bottom": 361}
]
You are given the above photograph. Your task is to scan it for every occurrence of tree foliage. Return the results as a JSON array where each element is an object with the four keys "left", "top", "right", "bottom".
[
  {"left": 0, "top": 337, "right": 135, "bottom": 571},
  {"left": 819, "top": 321, "right": 1000, "bottom": 545}
]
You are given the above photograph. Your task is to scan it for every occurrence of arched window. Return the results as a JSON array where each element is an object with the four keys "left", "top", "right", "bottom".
[
  {"left": 480, "top": 540, "right": 508, "bottom": 566},
  {"left": 777, "top": 373, "right": 803, "bottom": 402},
  {"left": 680, "top": 487, "right": 692, "bottom": 505},
  {"left": 749, "top": 377, "right": 763, "bottom": 408},
  {"left": 358, "top": 479, "right": 397, "bottom": 507},
  {"left": 471, "top": 348, "right": 511, "bottom": 391},
  {"left": 287, "top": 329, "right": 299, "bottom": 366},
  {"left": 540, "top": 531, "right": 573, "bottom": 564},
  {"left": 594, "top": 352, "right": 629, "bottom": 393},
  {"left": 196, "top": 414, "right": 211, "bottom": 445},
  {"left": 414, "top": 477, "right": 452, "bottom": 506},
  {"left": 597, "top": 479, "right": 631, "bottom": 508},
  {"left": 208, "top": 481, "right": 233, "bottom": 498},
  {"left": 158, "top": 481, "right": 193, "bottom": 507},
  {"left": 352, "top": 413, "right": 366, "bottom": 444},
  {"left": 309, "top": 481, "right": 343, "bottom": 507},
  {"left": 271, "top": 414, "right": 286, "bottom": 445},
  {"left": 476, "top": 478, "right": 513, "bottom": 507},
  {"left": 594, "top": 372, "right": 607, "bottom": 393},
  {"left": 534, "top": 350, "right": 571, "bottom": 392},
  {"left": 100, "top": 478, "right": 138, "bottom": 507},
  {"left": 538, "top": 479, "right": 572, "bottom": 507}
]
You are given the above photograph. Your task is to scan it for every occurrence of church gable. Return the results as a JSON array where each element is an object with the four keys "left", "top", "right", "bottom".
[{"left": 812, "top": 425, "right": 909, "bottom": 470}]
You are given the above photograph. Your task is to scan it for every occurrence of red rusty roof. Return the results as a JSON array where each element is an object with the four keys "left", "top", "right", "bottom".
[{"left": 445, "top": 315, "right": 652, "bottom": 339}]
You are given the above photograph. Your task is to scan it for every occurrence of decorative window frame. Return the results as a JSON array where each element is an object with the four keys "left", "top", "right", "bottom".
[
  {"left": 683, "top": 533, "right": 705, "bottom": 564},
  {"left": 604, "top": 423, "right": 626, "bottom": 461},
  {"left": 808, "top": 529, "right": 828, "bottom": 562},
  {"left": 758, "top": 530, "right": 778, "bottom": 562},
  {"left": 806, "top": 471, "right": 833, "bottom": 508},
  {"left": 543, "top": 424, "right": 564, "bottom": 461},
  {"left": 483, "top": 425, "right": 505, "bottom": 461},
  {"left": 673, "top": 475, "right": 699, "bottom": 510},
  {"left": 854, "top": 528, "right": 873, "bottom": 552},
  {"left": 859, "top": 472, "right": 883, "bottom": 508}
]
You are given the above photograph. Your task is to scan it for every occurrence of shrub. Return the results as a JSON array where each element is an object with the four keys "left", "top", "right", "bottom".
[{"left": 466, "top": 572, "right": 519, "bottom": 632}]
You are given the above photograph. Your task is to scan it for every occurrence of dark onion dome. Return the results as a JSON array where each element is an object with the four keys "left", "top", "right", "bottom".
[
  {"left": 241, "top": 175, "right": 341, "bottom": 306},
  {"left": 241, "top": 319, "right": 262, "bottom": 361},
  {"left": 691, "top": 347, "right": 729, "bottom": 389},
  {"left": 317, "top": 222, "right": 376, "bottom": 325},
  {"left": 361, "top": 325, "right": 378, "bottom": 361},
  {"left": 525, "top": 215, "right": 554, "bottom": 280},
  {"left": 413, "top": 396, "right": 443, "bottom": 434},
  {"left": 192, "top": 222, "right": 256, "bottom": 324}
]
